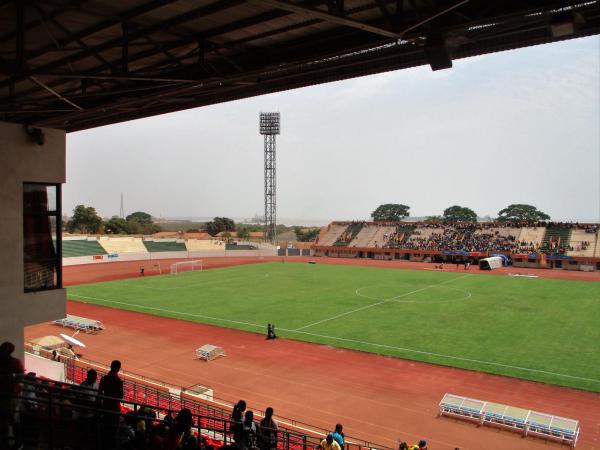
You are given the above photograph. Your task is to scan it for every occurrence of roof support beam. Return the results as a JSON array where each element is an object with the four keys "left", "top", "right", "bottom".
[
  {"left": 400, "top": 0, "right": 470, "bottom": 35},
  {"left": 29, "top": 76, "right": 83, "bottom": 111},
  {"left": 0, "top": 0, "right": 88, "bottom": 45},
  {"left": 0, "top": 0, "right": 242, "bottom": 89},
  {"left": 35, "top": 73, "right": 200, "bottom": 84},
  {"left": 248, "top": 0, "right": 401, "bottom": 38},
  {"left": 15, "top": 0, "right": 24, "bottom": 75},
  {"left": 122, "top": 22, "right": 129, "bottom": 73}
]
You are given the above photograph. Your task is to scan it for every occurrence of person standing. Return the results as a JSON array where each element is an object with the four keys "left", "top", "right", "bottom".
[
  {"left": 321, "top": 434, "right": 341, "bottom": 450},
  {"left": 240, "top": 410, "right": 257, "bottom": 450},
  {"left": 259, "top": 407, "right": 278, "bottom": 450},
  {"left": 330, "top": 424, "right": 344, "bottom": 450},
  {"left": 231, "top": 400, "right": 246, "bottom": 447},
  {"left": 0, "top": 342, "right": 24, "bottom": 449},
  {"left": 98, "top": 360, "right": 124, "bottom": 436}
]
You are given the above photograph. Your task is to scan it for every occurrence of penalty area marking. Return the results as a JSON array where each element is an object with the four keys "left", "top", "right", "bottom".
[{"left": 67, "top": 293, "right": 600, "bottom": 384}]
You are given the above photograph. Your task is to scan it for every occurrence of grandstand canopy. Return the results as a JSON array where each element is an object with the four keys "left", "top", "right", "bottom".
[{"left": 1, "top": 0, "right": 599, "bottom": 132}]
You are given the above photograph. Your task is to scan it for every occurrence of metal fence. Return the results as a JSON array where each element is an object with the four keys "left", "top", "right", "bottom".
[{"left": 24, "top": 346, "right": 391, "bottom": 450}]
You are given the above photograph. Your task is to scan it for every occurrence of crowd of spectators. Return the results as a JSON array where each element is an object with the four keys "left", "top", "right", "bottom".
[
  {"left": 321, "top": 221, "right": 599, "bottom": 254},
  {"left": 401, "top": 225, "right": 520, "bottom": 253},
  {"left": 5, "top": 343, "right": 382, "bottom": 450},
  {"left": 376, "top": 221, "right": 598, "bottom": 254}
]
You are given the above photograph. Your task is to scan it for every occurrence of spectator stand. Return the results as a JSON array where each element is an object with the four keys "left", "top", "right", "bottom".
[
  {"left": 53, "top": 314, "right": 105, "bottom": 333},
  {"left": 51, "top": 350, "right": 390, "bottom": 450},
  {"left": 439, "top": 393, "right": 579, "bottom": 447},
  {"left": 22, "top": 343, "right": 392, "bottom": 450},
  {"left": 195, "top": 344, "right": 226, "bottom": 361}
]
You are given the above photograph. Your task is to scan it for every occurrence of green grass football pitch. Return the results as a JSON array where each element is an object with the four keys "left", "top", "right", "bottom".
[{"left": 68, "top": 262, "right": 600, "bottom": 392}]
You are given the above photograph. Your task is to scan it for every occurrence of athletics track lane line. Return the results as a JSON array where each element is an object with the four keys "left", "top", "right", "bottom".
[{"left": 294, "top": 273, "right": 471, "bottom": 332}]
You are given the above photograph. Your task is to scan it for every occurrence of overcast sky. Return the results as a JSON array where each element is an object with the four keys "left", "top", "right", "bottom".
[{"left": 65, "top": 36, "right": 600, "bottom": 225}]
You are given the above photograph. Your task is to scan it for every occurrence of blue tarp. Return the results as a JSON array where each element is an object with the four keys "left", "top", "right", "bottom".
[
  {"left": 546, "top": 254, "right": 573, "bottom": 260},
  {"left": 443, "top": 250, "right": 469, "bottom": 256}
]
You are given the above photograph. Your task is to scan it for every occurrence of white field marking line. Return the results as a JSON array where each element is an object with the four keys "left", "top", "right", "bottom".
[
  {"left": 276, "top": 327, "right": 600, "bottom": 384},
  {"left": 355, "top": 284, "right": 472, "bottom": 304},
  {"left": 295, "top": 274, "right": 471, "bottom": 332},
  {"left": 68, "top": 295, "right": 600, "bottom": 384},
  {"left": 69, "top": 294, "right": 266, "bottom": 330},
  {"left": 388, "top": 286, "right": 472, "bottom": 304},
  {"left": 132, "top": 272, "right": 270, "bottom": 291},
  {"left": 113, "top": 267, "right": 248, "bottom": 290}
]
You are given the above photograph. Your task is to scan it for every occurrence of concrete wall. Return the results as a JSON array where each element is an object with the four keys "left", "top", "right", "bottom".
[
  {"left": 62, "top": 248, "right": 278, "bottom": 266},
  {"left": 0, "top": 122, "right": 66, "bottom": 358}
]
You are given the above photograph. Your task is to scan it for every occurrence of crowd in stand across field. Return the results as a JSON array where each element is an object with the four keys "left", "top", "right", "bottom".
[
  {"left": 401, "top": 225, "right": 520, "bottom": 253},
  {"left": 318, "top": 220, "right": 599, "bottom": 255},
  {"left": 3, "top": 342, "right": 429, "bottom": 450}
]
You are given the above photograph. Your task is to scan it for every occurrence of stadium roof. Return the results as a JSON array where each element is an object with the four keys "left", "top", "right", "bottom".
[{"left": 1, "top": 0, "right": 599, "bottom": 132}]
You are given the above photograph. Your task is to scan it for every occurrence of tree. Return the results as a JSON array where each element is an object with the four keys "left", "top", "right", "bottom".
[
  {"left": 497, "top": 204, "right": 550, "bottom": 222},
  {"left": 237, "top": 227, "right": 250, "bottom": 240},
  {"left": 205, "top": 221, "right": 220, "bottom": 236},
  {"left": 126, "top": 211, "right": 153, "bottom": 224},
  {"left": 104, "top": 216, "right": 130, "bottom": 234},
  {"left": 294, "top": 227, "right": 320, "bottom": 242},
  {"left": 214, "top": 217, "right": 235, "bottom": 231},
  {"left": 371, "top": 204, "right": 410, "bottom": 221},
  {"left": 124, "top": 211, "right": 161, "bottom": 234},
  {"left": 66, "top": 205, "right": 103, "bottom": 233},
  {"left": 205, "top": 217, "right": 235, "bottom": 236},
  {"left": 443, "top": 205, "right": 477, "bottom": 222}
]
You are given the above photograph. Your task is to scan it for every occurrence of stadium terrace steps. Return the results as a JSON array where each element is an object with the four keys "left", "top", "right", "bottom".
[
  {"left": 568, "top": 230, "right": 597, "bottom": 257},
  {"left": 97, "top": 236, "right": 148, "bottom": 254},
  {"left": 408, "top": 227, "right": 444, "bottom": 241},
  {"left": 348, "top": 224, "right": 380, "bottom": 247},
  {"left": 333, "top": 222, "right": 363, "bottom": 246},
  {"left": 517, "top": 227, "right": 546, "bottom": 248},
  {"left": 474, "top": 227, "right": 520, "bottom": 239},
  {"left": 540, "top": 228, "right": 572, "bottom": 253},
  {"left": 62, "top": 239, "right": 107, "bottom": 257},
  {"left": 316, "top": 224, "right": 348, "bottom": 246},
  {"left": 143, "top": 239, "right": 187, "bottom": 252},
  {"left": 366, "top": 225, "right": 397, "bottom": 247},
  {"left": 185, "top": 239, "right": 224, "bottom": 251}
]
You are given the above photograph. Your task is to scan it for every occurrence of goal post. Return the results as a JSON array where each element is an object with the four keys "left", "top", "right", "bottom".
[{"left": 170, "top": 260, "right": 203, "bottom": 274}]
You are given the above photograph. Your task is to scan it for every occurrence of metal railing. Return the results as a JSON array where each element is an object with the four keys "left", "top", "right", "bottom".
[
  {"left": 24, "top": 346, "right": 391, "bottom": 450},
  {"left": 2, "top": 376, "right": 309, "bottom": 450}
]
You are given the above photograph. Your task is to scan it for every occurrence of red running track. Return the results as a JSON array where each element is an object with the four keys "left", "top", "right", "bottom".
[{"left": 26, "top": 256, "right": 600, "bottom": 450}]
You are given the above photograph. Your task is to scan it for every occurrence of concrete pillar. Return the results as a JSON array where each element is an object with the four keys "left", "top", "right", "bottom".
[{"left": 0, "top": 122, "right": 66, "bottom": 359}]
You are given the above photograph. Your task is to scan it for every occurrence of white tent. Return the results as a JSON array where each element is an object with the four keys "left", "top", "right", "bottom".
[{"left": 479, "top": 256, "right": 504, "bottom": 270}]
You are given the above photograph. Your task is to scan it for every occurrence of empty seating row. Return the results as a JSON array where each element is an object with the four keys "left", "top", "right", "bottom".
[
  {"left": 62, "top": 239, "right": 107, "bottom": 257},
  {"left": 97, "top": 236, "right": 148, "bottom": 253},
  {"left": 143, "top": 239, "right": 187, "bottom": 252}
]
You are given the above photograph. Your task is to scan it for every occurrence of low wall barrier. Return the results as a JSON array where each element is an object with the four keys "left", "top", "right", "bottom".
[{"left": 63, "top": 249, "right": 278, "bottom": 266}]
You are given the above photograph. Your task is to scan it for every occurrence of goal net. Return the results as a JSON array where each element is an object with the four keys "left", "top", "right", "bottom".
[{"left": 170, "top": 260, "right": 203, "bottom": 274}]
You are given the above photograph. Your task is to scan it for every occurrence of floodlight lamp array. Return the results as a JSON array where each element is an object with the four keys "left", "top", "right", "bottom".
[{"left": 259, "top": 112, "right": 280, "bottom": 135}]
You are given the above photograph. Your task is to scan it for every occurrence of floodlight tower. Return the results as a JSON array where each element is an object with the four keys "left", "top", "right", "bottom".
[{"left": 259, "top": 112, "right": 280, "bottom": 243}]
